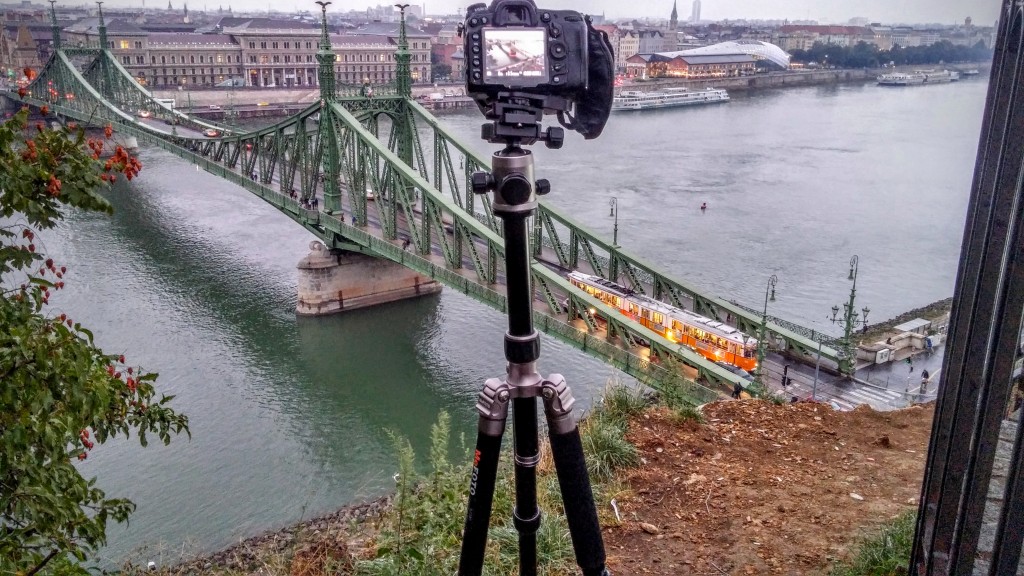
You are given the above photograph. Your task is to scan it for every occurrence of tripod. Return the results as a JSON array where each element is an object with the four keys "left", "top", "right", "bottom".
[{"left": 457, "top": 93, "right": 609, "bottom": 576}]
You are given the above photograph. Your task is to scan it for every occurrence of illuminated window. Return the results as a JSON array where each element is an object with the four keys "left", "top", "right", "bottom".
[{"left": 119, "top": 40, "right": 130, "bottom": 49}]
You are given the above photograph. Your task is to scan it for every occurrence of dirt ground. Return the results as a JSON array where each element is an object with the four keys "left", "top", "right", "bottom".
[{"left": 603, "top": 400, "right": 934, "bottom": 575}]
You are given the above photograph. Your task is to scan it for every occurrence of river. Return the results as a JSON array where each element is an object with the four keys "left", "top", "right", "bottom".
[{"left": 37, "top": 78, "right": 986, "bottom": 565}]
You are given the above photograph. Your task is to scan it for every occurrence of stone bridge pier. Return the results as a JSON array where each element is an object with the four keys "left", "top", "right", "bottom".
[{"left": 296, "top": 241, "right": 441, "bottom": 315}]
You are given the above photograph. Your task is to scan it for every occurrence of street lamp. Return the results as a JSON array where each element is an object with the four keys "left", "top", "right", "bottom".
[
  {"left": 829, "top": 255, "right": 870, "bottom": 375},
  {"left": 608, "top": 197, "right": 619, "bottom": 246},
  {"left": 753, "top": 274, "right": 778, "bottom": 392}
]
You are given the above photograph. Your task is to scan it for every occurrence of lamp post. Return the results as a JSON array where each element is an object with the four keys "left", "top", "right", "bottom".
[
  {"left": 609, "top": 197, "right": 619, "bottom": 246},
  {"left": 753, "top": 274, "right": 778, "bottom": 392},
  {"left": 829, "top": 255, "right": 870, "bottom": 376},
  {"left": 608, "top": 197, "right": 620, "bottom": 282}
]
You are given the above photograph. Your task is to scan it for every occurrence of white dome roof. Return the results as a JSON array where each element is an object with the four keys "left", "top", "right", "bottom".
[{"left": 680, "top": 40, "right": 791, "bottom": 68}]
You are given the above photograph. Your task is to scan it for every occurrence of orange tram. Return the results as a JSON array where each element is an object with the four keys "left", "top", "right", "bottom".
[{"left": 567, "top": 272, "right": 758, "bottom": 372}]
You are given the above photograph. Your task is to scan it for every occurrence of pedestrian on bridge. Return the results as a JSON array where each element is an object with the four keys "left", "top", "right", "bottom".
[{"left": 732, "top": 382, "right": 742, "bottom": 399}]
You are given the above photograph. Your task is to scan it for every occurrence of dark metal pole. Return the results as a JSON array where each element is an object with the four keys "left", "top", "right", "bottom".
[{"left": 909, "top": 3, "right": 1024, "bottom": 573}]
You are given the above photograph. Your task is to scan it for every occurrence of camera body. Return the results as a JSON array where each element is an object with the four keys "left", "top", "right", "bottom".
[
  {"left": 463, "top": 0, "right": 589, "bottom": 105},
  {"left": 461, "top": 0, "right": 615, "bottom": 140}
]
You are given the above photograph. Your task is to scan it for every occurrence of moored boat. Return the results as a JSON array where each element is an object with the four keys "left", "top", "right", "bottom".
[
  {"left": 877, "top": 69, "right": 960, "bottom": 86},
  {"left": 612, "top": 87, "right": 729, "bottom": 111}
]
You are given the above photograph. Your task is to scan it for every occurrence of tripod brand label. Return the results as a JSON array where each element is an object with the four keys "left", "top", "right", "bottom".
[{"left": 469, "top": 450, "right": 482, "bottom": 496}]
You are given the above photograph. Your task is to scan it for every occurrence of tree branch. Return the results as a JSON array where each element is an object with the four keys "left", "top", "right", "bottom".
[{"left": 25, "top": 549, "right": 58, "bottom": 576}]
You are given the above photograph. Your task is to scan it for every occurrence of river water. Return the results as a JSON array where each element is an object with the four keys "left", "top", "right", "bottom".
[{"left": 39, "top": 78, "right": 986, "bottom": 564}]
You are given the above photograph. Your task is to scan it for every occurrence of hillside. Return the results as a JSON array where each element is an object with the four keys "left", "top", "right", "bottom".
[{"left": 603, "top": 400, "right": 933, "bottom": 574}]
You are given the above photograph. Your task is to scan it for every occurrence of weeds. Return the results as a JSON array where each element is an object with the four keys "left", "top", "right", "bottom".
[{"left": 829, "top": 509, "right": 916, "bottom": 576}]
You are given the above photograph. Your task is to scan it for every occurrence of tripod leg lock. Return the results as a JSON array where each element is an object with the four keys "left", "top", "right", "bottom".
[
  {"left": 513, "top": 506, "right": 542, "bottom": 535},
  {"left": 541, "top": 374, "right": 577, "bottom": 436},
  {"left": 476, "top": 377, "right": 511, "bottom": 437},
  {"left": 505, "top": 331, "right": 540, "bottom": 364}
]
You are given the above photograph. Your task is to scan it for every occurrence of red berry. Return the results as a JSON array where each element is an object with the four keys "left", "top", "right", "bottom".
[{"left": 119, "top": 355, "right": 125, "bottom": 363}]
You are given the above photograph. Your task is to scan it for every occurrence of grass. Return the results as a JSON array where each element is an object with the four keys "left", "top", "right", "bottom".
[{"left": 829, "top": 509, "right": 916, "bottom": 576}]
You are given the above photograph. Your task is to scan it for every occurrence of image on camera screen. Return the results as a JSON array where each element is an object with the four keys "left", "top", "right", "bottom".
[{"left": 482, "top": 28, "right": 548, "bottom": 84}]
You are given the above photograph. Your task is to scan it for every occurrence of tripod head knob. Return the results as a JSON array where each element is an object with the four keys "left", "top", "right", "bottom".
[
  {"left": 535, "top": 179, "right": 551, "bottom": 196},
  {"left": 471, "top": 171, "right": 494, "bottom": 194},
  {"left": 498, "top": 174, "right": 533, "bottom": 206}
]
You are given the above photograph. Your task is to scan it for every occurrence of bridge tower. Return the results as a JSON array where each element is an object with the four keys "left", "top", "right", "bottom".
[
  {"left": 393, "top": 4, "right": 414, "bottom": 171},
  {"left": 315, "top": 0, "right": 341, "bottom": 214},
  {"left": 48, "top": 0, "right": 61, "bottom": 49},
  {"left": 94, "top": 2, "right": 116, "bottom": 98},
  {"left": 296, "top": 1, "right": 441, "bottom": 315}
]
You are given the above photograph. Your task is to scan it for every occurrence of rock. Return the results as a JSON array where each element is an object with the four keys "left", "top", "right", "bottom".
[
  {"left": 640, "top": 522, "right": 660, "bottom": 535},
  {"left": 875, "top": 435, "right": 892, "bottom": 448},
  {"left": 850, "top": 493, "right": 865, "bottom": 501}
]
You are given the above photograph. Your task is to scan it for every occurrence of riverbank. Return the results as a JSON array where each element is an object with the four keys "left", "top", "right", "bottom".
[
  {"left": 857, "top": 297, "right": 952, "bottom": 346},
  {"left": 137, "top": 397, "right": 935, "bottom": 575}
]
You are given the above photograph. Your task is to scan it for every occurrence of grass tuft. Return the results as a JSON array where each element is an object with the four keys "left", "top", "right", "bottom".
[{"left": 830, "top": 509, "right": 916, "bottom": 576}]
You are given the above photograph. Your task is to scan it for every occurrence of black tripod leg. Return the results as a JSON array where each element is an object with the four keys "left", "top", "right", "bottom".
[
  {"left": 458, "top": 378, "right": 510, "bottom": 576},
  {"left": 542, "top": 375, "right": 609, "bottom": 576},
  {"left": 512, "top": 396, "right": 541, "bottom": 576}
]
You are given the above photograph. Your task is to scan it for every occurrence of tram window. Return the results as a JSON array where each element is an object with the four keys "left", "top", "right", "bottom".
[
  {"left": 641, "top": 309, "right": 650, "bottom": 320},
  {"left": 653, "top": 312, "right": 664, "bottom": 325}
]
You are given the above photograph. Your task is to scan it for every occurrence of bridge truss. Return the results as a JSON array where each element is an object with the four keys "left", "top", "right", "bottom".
[{"left": 5, "top": 4, "right": 844, "bottom": 405}]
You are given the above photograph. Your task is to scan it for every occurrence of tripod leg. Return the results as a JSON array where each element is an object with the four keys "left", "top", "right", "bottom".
[
  {"left": 512, "top": 396, "right": 541, "bottom": 576},
  {"left": 458, "top": 378, "right": 510, "bottom": 576},
  {"left": 542, "top": 375, "right": 609, "bottom": 576}
]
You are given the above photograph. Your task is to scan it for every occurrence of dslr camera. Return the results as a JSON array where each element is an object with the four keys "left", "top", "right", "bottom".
[{"left": 461, "top": 0, "right": 615, "bottom": 140}]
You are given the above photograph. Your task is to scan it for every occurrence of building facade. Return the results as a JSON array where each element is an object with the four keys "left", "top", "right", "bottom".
[
  {"left": 626, "top": 52, "right": 755, "bottom": 78},
  {"left": 59, "top": 15, "right": 432, "bottom": 88}
]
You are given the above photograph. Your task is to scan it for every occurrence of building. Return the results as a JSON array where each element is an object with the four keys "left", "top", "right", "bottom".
[
  {"left": 144, "top": 33, "right": 242, "bottom": 87},
  {"left": 351, "top": 20, "right": 431, "bottom": 83},
  {"left": 0, "top": 23, "right": 41, "bottom": 72},
  {"left": 625, "top": 40, "right": 788, "bottom": 78},
  {"left": 690, "top": 0, "right": 701, "bottom": 24},
  {"left": 212, "top": 17, "right": 320, "bottom": 88},
  {"left": 627, "top": 52, "right": 755, "bottom": 78}
]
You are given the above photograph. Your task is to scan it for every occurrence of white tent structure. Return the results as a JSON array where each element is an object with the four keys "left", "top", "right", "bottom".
[{"left": 662, "top": 40, "right": 791, "bottom": 68}]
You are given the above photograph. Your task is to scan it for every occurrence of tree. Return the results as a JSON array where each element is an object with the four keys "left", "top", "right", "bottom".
[
  {"left": 431, "top": 63, "right": 452, "bottom": 80},
  {"left": 0, "top": 98, "right": 189, "bottom": 575}
]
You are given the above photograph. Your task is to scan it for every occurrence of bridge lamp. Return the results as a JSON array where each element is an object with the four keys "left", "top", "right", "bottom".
[
  {"left": 753, "top": 274, "right": 778, "bottom": 393},
  {"left": 609, "top": 197, "right": 619, "bottom": 246}
]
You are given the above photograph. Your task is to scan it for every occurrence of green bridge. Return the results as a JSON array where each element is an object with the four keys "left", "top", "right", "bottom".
[{"left": 4, "top": 3, "right": 845, "bottom": 405}]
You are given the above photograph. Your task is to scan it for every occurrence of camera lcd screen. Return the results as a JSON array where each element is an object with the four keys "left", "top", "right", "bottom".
[{"left": 482, "top": 28, "right": 549, "bottom": 86}]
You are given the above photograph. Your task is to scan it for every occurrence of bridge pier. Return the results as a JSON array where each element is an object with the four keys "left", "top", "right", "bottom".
[{"left": 296, "top": 241, "right": 441, "bottom": 315}]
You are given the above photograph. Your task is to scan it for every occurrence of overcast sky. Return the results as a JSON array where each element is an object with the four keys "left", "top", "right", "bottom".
[{"left": 107, "top": 0, "right": 1002, "bottom": 26}]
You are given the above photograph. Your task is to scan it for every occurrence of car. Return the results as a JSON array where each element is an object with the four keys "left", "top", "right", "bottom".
[
  {"left": 137, "top": 110, "right": 152, "bottom": 118},
  {"left": 203, "top": 128, "right": 220, "bottom": 137},
  {"left": 365, "top": 187, "right": 375, "bottom": 200},
  {"left": 208, "top": 104, "right": 222, "bottom": 110},
  {"left": 256, "top": 102, "right": 269, "bottom": 107},
  {"left": 714, "top": 361, "right": 753, "bottom": 380}
]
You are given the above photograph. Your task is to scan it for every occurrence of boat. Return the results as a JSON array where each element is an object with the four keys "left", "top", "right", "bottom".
[
  {"left": 962, "top": 69, "right": 980, "bottom": 76},
  {"left": 612, "top": 86, "right": 729, "bottom": 111},
  {"left": 877, "top": 69, "right": 960, "bottom": 86}
]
